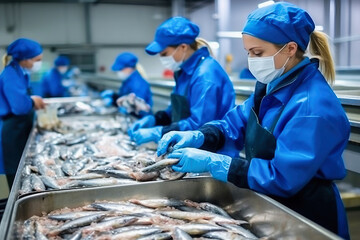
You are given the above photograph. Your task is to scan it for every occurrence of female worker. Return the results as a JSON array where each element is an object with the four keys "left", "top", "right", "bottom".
[
  {"left": 0, "top": 38, "right": 46, "bottom": 188},
  {"left": 101, "top": 52, "right": 153, "bottom": 117},
  {"left": 157, "top": 3, "right": 350, "bottom": 239},
  {"left": 129, "top": 17, "right": 235, "bottom": 145},
  {"left": 41, "top": 55, "right": 70, "bottom": 97}
]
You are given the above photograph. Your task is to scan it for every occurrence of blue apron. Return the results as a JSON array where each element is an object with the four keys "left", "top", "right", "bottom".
[{"left": 0, "top": 120, "right": 4, "bottom": 174}]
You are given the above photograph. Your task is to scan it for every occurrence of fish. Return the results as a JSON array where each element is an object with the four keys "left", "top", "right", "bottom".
[
  {"left": 22, "top": 219, "right": 35, "bottom": 239},
  {"left": 72, "top": 178, "right": 137, "bottom": 187},
  {"left": 66, "top": 134, "right": 87, "bottom": 146},
  {"left": 19, "top": 175, "right": 32, "bottom": 195},
  {"left": 68, "top": 173, "right": 104, "bottom": 180},
  {"left": 89, "top": 169, "right": 134, "bottom": 180},
  {"left": 218, "top": 223, "right": 258, "bottom": 239},
  {"left": 67, "top": 231, "right": 82, "bottom": 240},
  {"left": 31, "top": 174, "right": 46, "bottom": 191},
  {"left": 110, "top": 227, "right": 163, "bottom": 240},
  {"left": 172, "top": 227, "right": 193, "bottom": 240},
  {"left": 81, "top": 216, "right": 138, "bottom": 234},
  {"left": 137, "top": 232, "right": 172, "bottom": 240},
  {"left": 91, "top": 202, "right": 153, "bottom": 214},
  {"left": 202, "top": 231, "right": 253, "bottom": 240},
  {"left": 48, "top": 212, "right": 107, "bottom": 236},
  {"left": 34, "top": 221, "right": 48, "bottom": 240},
  {"left": 129, "top": 198, "right": 185, "bottom": 209},
  {"left": 169, "top": 223, "right": 226, "bottom": 236},
  {"left": 141, "top": 159, "right": 179, "bottom": 173},
  {"left": 39, "top": 176, "right": 61, "bottom": 190},
  {"left": 130, "top": 171, "right": 159, "bottom": 181},
  {"left": 159, "top": 168, "right": 186, "bottom": 181},
  {"left": 48, "top": 211, "right": 106, "bottom": 221}
]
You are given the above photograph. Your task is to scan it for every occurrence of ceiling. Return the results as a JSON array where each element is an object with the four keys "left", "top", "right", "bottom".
[{"left": 0, "top": 0, "right": 214, "bottom": 11}]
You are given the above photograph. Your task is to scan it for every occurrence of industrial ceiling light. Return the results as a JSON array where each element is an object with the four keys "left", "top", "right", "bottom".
[{"left": 258, "top": 0, "right": 275, "bottom": 8}]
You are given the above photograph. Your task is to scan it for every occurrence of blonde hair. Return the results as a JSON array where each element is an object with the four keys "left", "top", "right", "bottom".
[
  {"left": 2, "top": 54, "right": 12, "bottom": 67},
  {"left": 135, "top": 63, "right": 148, "bottom": 79},
  {"left": 190, "top": 37, "right": 214, "bottom": 57},
  {"left": 308, "top": 31, "right": 335, "bottom": 85}
]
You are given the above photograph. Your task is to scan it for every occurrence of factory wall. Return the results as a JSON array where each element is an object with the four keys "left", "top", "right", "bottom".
[{"left": 0, "top": 3, "right": 171, "bottom": 78}]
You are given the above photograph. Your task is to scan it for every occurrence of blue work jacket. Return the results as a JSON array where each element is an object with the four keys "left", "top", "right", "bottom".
[
  {"left": 165, "top": 47, "right": 235, "bottom": 130},
  {"left": 118, "top": 70, "right": 153, "bottom": 107},
  {"left": 208, "top": 57, "right": 350, "bottom": 197},
  {"left": 41, "top": 68, "right": 68, "bottom": 97}
]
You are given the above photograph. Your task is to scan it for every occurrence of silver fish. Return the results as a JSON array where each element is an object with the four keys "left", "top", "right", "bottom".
[
  {"left": 48, "top": 212, "right": 106, "bottom": 236},
  {"left": 89, "top": 169, "right": 134, "bottom": 180},
  {"left": 172, "top": 227, "right": 193, "bottom": 240},
  {"left": 34, "top": 221, "right": 48, "bottom": 240},
  {"left": 174, "top": 223, "right": 225, "bottom": 236},
  {"left": 39, "top": 176, "right": 61, "bottom": 190},
  {"left": 48, "top": 211, "right": 106, "bottom": 221},
  {"left": 159, "top": 168, "right": 186, "bottom": 181},
  {"left": 141, "top": 159, "right": 179, "bottom": 173},
  {"left": 22, "top": 219, "right": 35, "bottom": 239},
  {"left": 68, "top": 173, "right": 104, "bottom": 180},
  {"left": 218, "top": 223, "right": 258, "bottom": 239},
  {"left": 81, "top": 216, "right": 138, "bottom": 234},
  {"left": 91, "top": 202, "right": 153, "bottom": 214},
  {"left": 111, "top": 227, "right": 163, "bottom": 240},
  {"left": 31, "top": 174, "right": 46, "bottom": 191},
  {"left": 66, "top": 134, "right": 87, "bottom": 146},
  {"left": 73, "top": 178, "right": 136, "bottom": 187},
  {"left": 198, "top": 202, "right": 232, "bottom": 219},
  {"left": 137, "top": 232, "right": 172, "bottom": 240},
  {"left": 19, "top": 175, "right": 32, "bottom": 195},
  {"left": 129, "top": 198, "right": 185, "bottom": 209},
  {"left": 67, "top": 231, "right": 82, "bottom": 240},
  {"left": 202, "top": 231, "right": 252, "bottom": 240}
]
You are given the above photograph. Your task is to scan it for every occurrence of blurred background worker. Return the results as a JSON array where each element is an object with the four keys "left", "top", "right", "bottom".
[
  {"left": 41, "top": 55, "right": 70, "bottom": 98},
  {"left": 0, "top": 38, "right": 46, "bottom": 188},
  {"left": 128, "top": 17, "right": 235, "bottom": 145},
  {"left": 101, "top": 52, "right": 153, "bottom": 117},
  {"left": 157, "top": 3, "right": 350, "bottom": 239}
]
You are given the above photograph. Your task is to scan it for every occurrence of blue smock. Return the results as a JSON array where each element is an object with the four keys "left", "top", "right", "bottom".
[
  {"left": 164, "top": 47, "right": 235, "bottom": 131},
  {"left": 41, "top": 68, "right": 68, "bottom": 97},
  {"left": 205, "top": 58, "right": 350, "bottom": 238},
  {"left": 118, "top": 70, "right": 153, "bottom": 107},
  {"left": 0, "top": 120, "right": 3, "bottom": 174}
]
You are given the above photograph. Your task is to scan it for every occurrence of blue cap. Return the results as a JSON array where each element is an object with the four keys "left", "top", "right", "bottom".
[
  {"left": 54, "top": 56, "right": 70, "bottom": 66},
  {"left": 145, "top": 17, "right": 200, "bottom": 55},
  {"left": 7, "top": 38, "right": 43, "bottom": 61},
  {"left": 111, "top": 52, "right": 138, "bottom": 71},
  {"left": 242, "top": 2, "right": 315, "bottom": 51}
]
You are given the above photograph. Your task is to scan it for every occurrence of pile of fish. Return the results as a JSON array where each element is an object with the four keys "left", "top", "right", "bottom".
[
  {"left": 17, "top": 198, "right": 259, "bottom": 239},
  {"left": 116, "top": 93, "right": 151, "bottom": 115},
  {"left": 57, "top": 100, "right": 118, "bottom": 116},
  {"left": 19, "top": 116, "right": 187, "bottom": 196}
]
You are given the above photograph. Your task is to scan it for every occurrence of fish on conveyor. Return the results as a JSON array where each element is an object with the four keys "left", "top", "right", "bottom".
[
  {"left": 81, "top": 215, "right": 138, "bottom": 234},
  {"left": 31, "top": 174, "right": 46, "bottom": 191},
  {"left": 48, "top": 211, "right": 107, "bottom": 221},
  {"left": 172, "top": 227, "right": 193, "bottom": 240},
  {"left": 48, "top": 212, "right": 107, "bottom": 236},
  {"left": 141, "top": 159, "right": 179, "bottom": 173},
  {"left": 89, "top": 168, "right": 134, "bottom": 180},
  {"left": 39, "top": 176, "right": 62, "bottom": 190},
  {"left": 129, "top": 198, "right": 185, "bottom": 209},
  {"left": 91, "top": 202, "right": 153, "bottom": 214}
]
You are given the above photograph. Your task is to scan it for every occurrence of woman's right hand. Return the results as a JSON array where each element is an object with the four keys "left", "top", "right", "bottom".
[
  {"left": 156, "top": 130, "right": 205, "bottom": 156},
  {"left": 31, "top": 96, "right": 46, "bottom": 110}
]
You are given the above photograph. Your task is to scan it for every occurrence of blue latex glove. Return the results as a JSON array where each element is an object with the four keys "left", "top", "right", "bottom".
[
  {"left": 118, "top": 106, "right": 128, "bottom": 115},
  {"left": 169, "top": 148, "right": 232, "bottom": 182},
  {"left": 100, "top": 89, "right": 114, "bottom": 98},
  {"left": 157, "top": 131, "right": 204, "bottom": 157},
  {"left": 131, "top": 126, "right": 163, "bottom": 145},
  {"left": 103, "top": 97, "right": 113, "bottom": 107},
  {"left": 128, "top": 115, "right": 155, "bottom": 137}
]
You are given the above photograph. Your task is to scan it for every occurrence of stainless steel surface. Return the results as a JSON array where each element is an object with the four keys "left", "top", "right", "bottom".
[
  {"left": 7, "top": 177, "right": 341, "bottom": 239},
  {"left": 43, "top": 96, "right": 92, "bottom": 104}
]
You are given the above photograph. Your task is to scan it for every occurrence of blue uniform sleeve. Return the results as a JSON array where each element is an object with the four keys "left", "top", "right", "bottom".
[
  {"left": 229, "top": 115, "right": 350, "bottom": 198},
  {"left": 3, "top": 74, "right": 33, "bottom": 115},
  {"left": 177, "top": 78, "right": 231, "bottom": 131},
  {"left": 41, "top": 74, "right": 49, "bottom": 97}
]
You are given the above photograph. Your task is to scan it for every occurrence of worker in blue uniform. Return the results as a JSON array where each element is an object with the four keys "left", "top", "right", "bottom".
[
  {"left": 101, "top": 52, "right": 153, "bottom": 116},
  {"left": 128, "top": 17, "right": 235, "bottom": 145},
  {"left": 0, "top": 38, "right": 46, "bottom": 188},
  {"left": 157, "top": 3, "right": 350, "bottom": 239},
  {"left": 41, "top": 55, "right": 70, "bottom": 97}
]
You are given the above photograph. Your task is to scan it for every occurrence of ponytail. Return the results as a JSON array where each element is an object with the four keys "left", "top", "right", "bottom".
[
  {"left": 2, "top": 54, "right": 12, "bottom": 67},
  {"left": 309, "top": 31, "right": 335, "bottom": 85},
  {"left": 135, "top": 63, "right": 148, "bottom": 79},
  {"left": 190, "top": 37, "right": 214, "bottom": 57}
]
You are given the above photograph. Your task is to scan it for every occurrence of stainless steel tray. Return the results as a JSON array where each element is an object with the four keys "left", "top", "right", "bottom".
[{"left": 6, "top": 177, "right": 341, "bottom": 239}]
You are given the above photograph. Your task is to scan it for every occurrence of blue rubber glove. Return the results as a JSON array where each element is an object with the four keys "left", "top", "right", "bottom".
[
  {"left": 103, "top": 97, "right": 113, "bottom": 107},
  {"left": 128, "top": 115, "right": 155, "bottom": 137},
  {"left": 118, "top": 106, "right": 128, "bottom": 115},
  {"left": 157, "top": 131, "right": 204, "bottom": 157},
  {"left": 169, "top": 148, "right": 232, "bottom": 182},
  {"left": 100, "top": 89, "right": 114, "bottom": 98},
  {"left": 131, "top": 126, "right": 163, "bottom": 145}
]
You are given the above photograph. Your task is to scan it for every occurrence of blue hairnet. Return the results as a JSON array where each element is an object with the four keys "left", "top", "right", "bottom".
[
  {"left": 111, "top": 52, "right": 138, "bottom": 71},
  {"left": 145, "top": 17, "right": 200, "bottom": 55},
  {"left": 7, "top": 38, "right": 43, "bottom": 61},
  {"left": 54, "top": 56, "right": 70, "bottom": 66},
  {"left": 242, "top": 2, "right": 315, "bottom": 51}
]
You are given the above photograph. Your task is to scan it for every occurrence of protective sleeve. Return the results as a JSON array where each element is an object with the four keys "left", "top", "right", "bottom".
[
  {"left": 162, "top": 122, "right": 180, "bottom": 135},
  {"left": 244, "top": 116, "right": 349, "bottom": 198},
  {"left": 177, "top": 76, "right": 233, "bottom": 131},
  {"left": 3, "top": 73, "right": 33, "bottom": 115},
  {"left": 198, "top": 124, "right": 225, "bottom": 152}
]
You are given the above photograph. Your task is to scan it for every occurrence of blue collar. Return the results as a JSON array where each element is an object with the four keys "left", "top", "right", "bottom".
[
  {"left": 267, "top": 57, "right": 311, "bottom": 93},
  {"left": 180, "top": 47, "right": 209, "bottom": 75}
]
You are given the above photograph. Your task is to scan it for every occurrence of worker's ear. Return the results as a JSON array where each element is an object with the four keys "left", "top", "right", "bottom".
[
  {"left": 178, "top": 43, "right": 188, "bottom": 51},
  {"left": 286, "top": 41, "right": 298, "bottom": 57}
]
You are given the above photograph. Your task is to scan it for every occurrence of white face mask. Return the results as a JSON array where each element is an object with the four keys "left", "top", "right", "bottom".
[
  {"left": 248, "top": 44, "right": 289, "bottom": 84},
  {"left": 58, "top": 67, "right": 68, "bottom": 75},
  {"left": 117, "top": 71, "right": 130, "bottom": 80},
  {"left": 30, "top": 61, "right": 42, "bottom": 73},
  {"left": 159, "top": 46, "right": 185, "bottom": 72}
]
